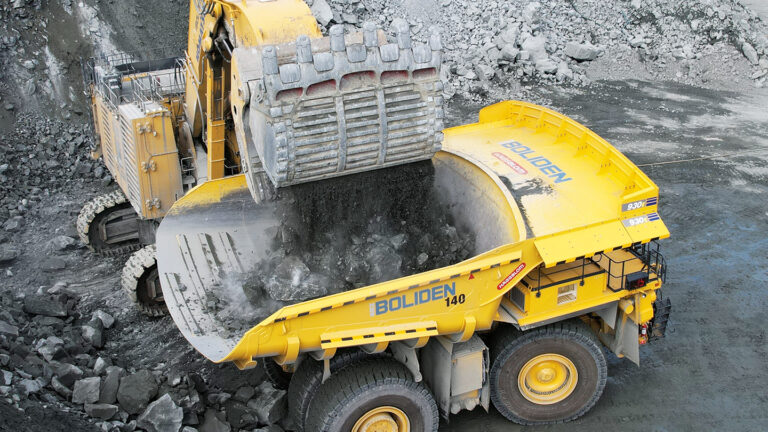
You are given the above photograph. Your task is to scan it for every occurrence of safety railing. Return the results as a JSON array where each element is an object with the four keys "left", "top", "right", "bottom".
[
  {"left": 83, "top": 47, "right": 186, "bottom": 113},
  {"left": 521, "top": 241, "right": 666, "bottom": 294}
]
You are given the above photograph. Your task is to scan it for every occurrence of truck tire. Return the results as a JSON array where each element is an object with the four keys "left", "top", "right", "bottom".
[
  {"left": 305, "top": 358, "right": 439, "bottom": 432},
  {"left": 489, "top": 320, "right": 607, "bottom": 425},
  {"left": 288, "top": 349, "right": 379, "bottom": 432},
  {"left": 263, "top": 359, "right": 291, "bottom": 390},
  {"left": 77, "top": 190, "right": 140, "bottom": 256},
  {"left": 121, "top": 245, "right": 167, "bottom": 317}
]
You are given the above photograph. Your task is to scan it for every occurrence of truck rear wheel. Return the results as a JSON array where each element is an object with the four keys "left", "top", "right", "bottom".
[
  {"left": 305, "top": 358, "right": 438, "bottom": 432},
  {"left": 489, "top": 320, "right": 607, "bottom": 425},
  {"left": 77, "top": 190, "right": 140, "bottom": 255},
  {"left": 121, "top": 245, "right": 167, "bottom": 317},
  {"left": 288, "top": 349, "right": 379, "bottom": 432}
]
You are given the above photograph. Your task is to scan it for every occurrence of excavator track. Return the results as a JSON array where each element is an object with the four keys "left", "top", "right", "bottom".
[
  {"left": 121, "top": 244, "right": 167, "bottom": 317},
  {"left": 77, "top": 190, "right": 141, "bottom": 256}
]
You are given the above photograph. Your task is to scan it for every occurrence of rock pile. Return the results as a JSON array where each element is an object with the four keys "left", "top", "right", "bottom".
[
  {"left": 208, "top": 161, "right": 476, "bottom": 331},
  {"left": 0, "top": 287, "right": 291, "bottom": 432},
  {"left": 308, "top": 0, "right": 768, "bottom": 98}
]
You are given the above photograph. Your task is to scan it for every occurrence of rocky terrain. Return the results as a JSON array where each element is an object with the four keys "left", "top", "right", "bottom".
[{"left": 0, "top": 0, "right": 767, "bottom": 431}]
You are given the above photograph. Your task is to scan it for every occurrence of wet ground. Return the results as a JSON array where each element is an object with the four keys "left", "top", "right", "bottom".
[{"left": 443, "top": 80, "right": 768, "bottom": 430}]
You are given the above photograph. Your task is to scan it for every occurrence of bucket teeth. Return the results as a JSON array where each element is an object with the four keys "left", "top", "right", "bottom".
[
  {"left": 363, "top": 21, "right": 378, "bottom": 47},
  {"left": 393, "top": 20, "right": 412, "bottom": 49},
  {"left": 296, "top": 35, "right": 313, "bottom": 63},
  {"left": 262, "top": 45, "right": 278, "bottom": 75},
  {"left": 329, "top": 25, "right": 346, "bottom": 52}
]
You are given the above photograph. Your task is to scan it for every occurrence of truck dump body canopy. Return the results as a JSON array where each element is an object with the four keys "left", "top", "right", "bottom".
[{"left": 443, "top": 101, "right": 669, "bottom": 267}]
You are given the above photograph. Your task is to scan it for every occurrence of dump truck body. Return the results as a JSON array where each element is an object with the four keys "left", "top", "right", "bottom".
[{"left": 157, "top": 100, "right": 669, "bottom": 368}]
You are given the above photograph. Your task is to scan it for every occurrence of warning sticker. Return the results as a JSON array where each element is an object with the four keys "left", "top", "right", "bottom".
[{"left": 497, "top": 263, "right": 527, "bottom": 290}]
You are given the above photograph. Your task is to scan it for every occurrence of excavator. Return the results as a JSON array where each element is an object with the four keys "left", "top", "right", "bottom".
[{"left": 79, "top": 0, "right": 672, "bottom": 430}]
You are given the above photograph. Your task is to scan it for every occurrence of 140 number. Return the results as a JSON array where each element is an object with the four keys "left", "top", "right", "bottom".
[{"left": 444, "top": 294, "right": 466, "bottom": 307}]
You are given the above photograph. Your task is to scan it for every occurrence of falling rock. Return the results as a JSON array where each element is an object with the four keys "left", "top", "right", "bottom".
[
  {"left": 265, "top": 256, "right": 327, "bottom": 302},
  {"left": 310, "top": 0, "right": 333, "bottom": 27},
  {"left": 247, "top": 382, "right": 287, "bottom": 425},
  {"left": 365, "top": 243, "right": 402, "bottom": 284},
  {"left": 117, "top": 369, "right": 159, "bottom": 414},
  {"left": 742, "top": 42, "right": 759, "bottom": 65},
  {"left": 85, "top": 403, "right": 119, "bottom": 420},
  {"left": 199, "top": 408, "right": 231, "bottom": 432},
  {"left": 138, "top": 393, "right": 184, "bottom": 432},
  {"left": 23, "top": 294, "right": 67, "bottom": 317},
  {"left": 72, "top": 376, "right": 101, "bottom": 404},
  {"left": 564, "top": 41, "right": 599, "bottom": 61}
]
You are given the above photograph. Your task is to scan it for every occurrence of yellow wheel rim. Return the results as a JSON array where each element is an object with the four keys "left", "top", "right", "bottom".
[
  {"left": 518, "top": 354, "right": 578, "bottom": 405},
  {"left": 352, "top": 406, "right": 410, "bottom": 432}
]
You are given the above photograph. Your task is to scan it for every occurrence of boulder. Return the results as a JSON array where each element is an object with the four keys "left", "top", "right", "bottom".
[
  {"left": 137, "top": 393, "right": 184, "bottom": 432},
  {"left": 742, "top": 42, "right": 759, "bottom": 65},
  {"left": 72, "top": 376, "right": 101, "bottom": 404},
  {"left": 23, "top": 294, "right": 67, "bottom": 317},
  {"left": 310, "top": 0, "right": 333, "bottom": 27},
  {"left": 564, "top": 41, "right": 599, "bottom": 61},
  {"left": 117, "top": 369, "right": 159, "bottom": 414},
  {"left": 81, "top": 317, "right": 104, "bottom": 348},
  {"left": 199, "top": 408, "right": 231, "bottom": 432},
  {"left": 99, "top": 366, "right": 123, "bottom": 404},
  {"left": 92, "top": 310, "right": 115, "bottom": 329}
]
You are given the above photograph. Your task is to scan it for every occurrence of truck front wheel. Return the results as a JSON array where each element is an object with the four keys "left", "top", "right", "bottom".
[
  {"left": 305, "top": 358, "right": 439, "bottom": 432},
  {"left": 489, "top": 320, "right": 607, "bottom": 425}
]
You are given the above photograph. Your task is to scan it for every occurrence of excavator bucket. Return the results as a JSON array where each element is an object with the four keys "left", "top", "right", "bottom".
[{"left": 231, "top": 21, "right": 445, "bottom": 194}]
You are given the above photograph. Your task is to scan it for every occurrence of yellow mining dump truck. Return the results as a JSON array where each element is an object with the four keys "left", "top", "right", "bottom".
[
  {"left": 157, "top": 103, "right": 672, "bottom": 430},
  {"left": 77, "top": 0, "right": 672, "bottom": 430}
]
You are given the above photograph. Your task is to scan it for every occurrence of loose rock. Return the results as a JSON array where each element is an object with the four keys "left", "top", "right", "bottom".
[
  {"left": 137, "top": 393, "right": 184, "bottom": 432},
  {"left": 72, "top": 377, "right": 101, "bottom": 405},
  {"left": 117, "top": 369, "right": 159, "bottom": 414}
]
